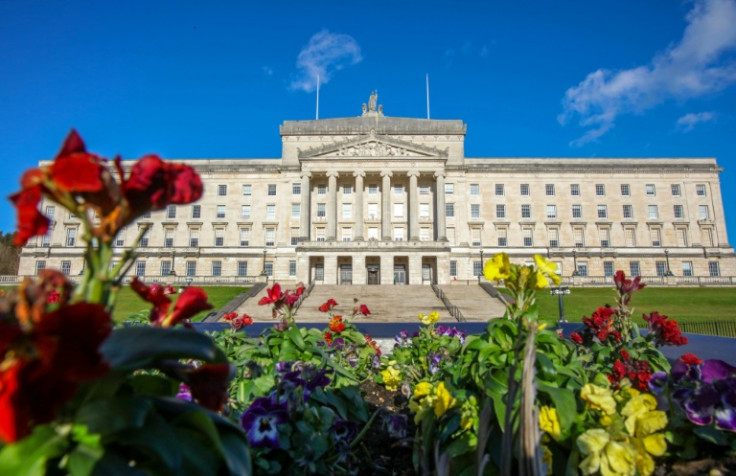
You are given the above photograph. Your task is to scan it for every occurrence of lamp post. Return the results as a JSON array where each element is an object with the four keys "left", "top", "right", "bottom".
[
  {"left": 478, "top": 248, "right": 485, "bottom": 282},
  {"left": 261, "top": 249, "right": 268, "bottom": 284},
  {"left": 664, "top": 248, "right": 674, "bottom": 276},
  {"left": 571, "top": 249, "right": 579, "bottom": 276},
  {"left": 550, "top": 286, "right": 571, "bottom": 324},
  {"left": 169, "top": 250, "right": 177, "bottom": 276},
  {"left": 185, "top": 275, "right": 193, "bottom": 287}
]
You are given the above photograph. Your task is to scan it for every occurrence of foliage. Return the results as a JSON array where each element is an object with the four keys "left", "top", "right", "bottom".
[{"left": 0, "top": 231, "right": 20, "bottom": 275}]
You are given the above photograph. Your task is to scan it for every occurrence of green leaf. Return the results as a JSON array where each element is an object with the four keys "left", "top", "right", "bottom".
[
  {"left": 537, "top": 381, "right": 576, "bottom": 437},
  {"left": 0, "top": 425, "right": 68, "bottom": 476},
  {"left": 693, "top": 426, "right": 729, "bottom": 446},
  {"left": 75, "top": 396, "right": 152, "bottom": 436},
  {"left": 101, "top": 327, "right": 227, "bottom": 371},
  {"left": 286, "top": 325, "right": 306, "bottom": 350},
  {"left": 66, "top": 425, "right": 103, "bottom": 476},
  {"left": 130, "top": 374, "right": 178, "bottom": 397}
]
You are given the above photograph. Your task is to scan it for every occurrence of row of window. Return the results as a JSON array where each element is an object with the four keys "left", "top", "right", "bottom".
[
  {"left": 447, "top": 260, "right": 721, "bottom": 278},
  {"left": 444, "top": 203, "right": 711, "bottom": 221}
]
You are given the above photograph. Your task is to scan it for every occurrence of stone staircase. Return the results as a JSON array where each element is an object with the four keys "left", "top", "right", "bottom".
[{"left": 437, "top": 284, "right": 507, "bottom": 321}]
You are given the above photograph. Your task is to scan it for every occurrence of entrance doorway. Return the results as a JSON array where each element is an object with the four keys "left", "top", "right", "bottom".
[
  {"left": 367, "top": 265, "right": 380, "bottom": 284},
  {"left": 422, "top": 264, "right": 432, "bottom": 283},
  {"left": 394, "top": 265, "right": 406, "bottom": 285},
  {"left": 340, "top": 265, "right": 353, "bottom": 285}
]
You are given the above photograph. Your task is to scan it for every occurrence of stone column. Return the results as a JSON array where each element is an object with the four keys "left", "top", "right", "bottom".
[
  {"left": 434, "top": 172, "right": 447, "bottom": 241},
  {"left": 299, "top": 171, "right": 311, "bottom": 242},
  {"left": 381, "top": 171, "right": 392, "bottom": 240},
  {"left": 327, "top": 171, "right": 338, "bottom": 241},
  {"left": 354, "top": 171, "right": 365, "bottom": 241},
  {"left": 408, "top": 171, "right": 419, "bottom": 241}
]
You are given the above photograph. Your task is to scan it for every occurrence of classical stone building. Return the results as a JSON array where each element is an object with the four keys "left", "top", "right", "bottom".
[{"left": 18, "top": 95, "right": 736, "bottom": 285}]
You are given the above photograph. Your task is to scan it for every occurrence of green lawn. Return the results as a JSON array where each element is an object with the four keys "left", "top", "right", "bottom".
[
  {"left": 535, "top": 287, "right": 736, "bottom": 324},
  {"left": 112, "top": 286, "right": 247, "bottom": 322}
]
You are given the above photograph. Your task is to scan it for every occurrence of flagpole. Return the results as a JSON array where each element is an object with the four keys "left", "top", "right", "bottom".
[
  {"left": 426, "top": 74, "right": 430, "bottom": 120},
  {"left": 316, "top": 73, "right": 320, "bottom": 120}
]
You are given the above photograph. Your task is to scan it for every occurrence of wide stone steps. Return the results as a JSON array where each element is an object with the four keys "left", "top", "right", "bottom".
[{"left": 437, "top": 284, "right": 507, "bottom": 321}]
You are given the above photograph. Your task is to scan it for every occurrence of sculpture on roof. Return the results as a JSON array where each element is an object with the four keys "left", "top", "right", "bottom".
[{"left": 368, "top": 90, "right": 378, "bottom": 111}]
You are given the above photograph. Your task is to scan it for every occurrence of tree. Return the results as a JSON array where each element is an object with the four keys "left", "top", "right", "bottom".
[{"left": 0, "top": 231, "right": 20, "bottom": 275}]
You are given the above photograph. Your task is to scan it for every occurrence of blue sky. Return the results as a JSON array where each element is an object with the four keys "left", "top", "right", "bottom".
[{"left": 2, "top": 0, "right": 736, "bottom": 241}]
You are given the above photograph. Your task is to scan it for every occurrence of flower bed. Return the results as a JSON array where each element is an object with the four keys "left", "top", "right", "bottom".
[{"left": 1, "top": 132, "right": 735, "bottom": 475}]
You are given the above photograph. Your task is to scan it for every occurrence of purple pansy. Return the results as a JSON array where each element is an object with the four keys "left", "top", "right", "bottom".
[
  {"left": 241, "top": 397, "right": 289, "bottom": 448},
  {"left": 428, "top": 352, "right": 442, "bottom": 375}
]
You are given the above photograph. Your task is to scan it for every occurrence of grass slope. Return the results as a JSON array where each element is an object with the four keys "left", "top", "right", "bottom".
[
  {"left": 535, "top": 287, "right": 736, "bottom": 324},
  {"left": 113, "top": 286, "right": 247, "bottom": 322}
]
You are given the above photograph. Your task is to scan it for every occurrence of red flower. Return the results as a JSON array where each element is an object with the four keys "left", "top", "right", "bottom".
[
  {"left": 359, "top": 304, "right": 371, "bottom": 316},
  {"left": 9, "top": 172, "right": 49, "bottom": 246},
  {"left": 258, "top": 283, "right": 284, "bottom": 306},
  {"left": 223, "top": 312, "right": 237, "bottom": 321},
  {"left": 241, "top": 313, "right": 253, "bottom": 326},
  {"left": 46, "top": 290, "right": 60, "bottom": 304},
  {"left": 185, "top": 363, "right": 232, "bottom": 412},
  {"left": 613, "top": 270, "right": 646, "bottom": 305},
  {"left": 570, "top": 332, "right": 583, "bottom": 344},
  {"left": 680, "top": 353, "right": 703, "bottom": 366},
  {"left": 329, "top": 316, "right": 346, "bottom": 333},
  {"left": 620, "top": 349, "right": 630, "bottom": 361},
  {"left": 319, "top": 298, "right": 338, "bottom": 313},
  {"left": 606, "top": 353, "right": 652, "bottom": 391},
  {"left": 323, "top": 331, "right": 334, "bottom": 345},
  {"left": 643, "top": 312, "right": 688, "bottom": 347},
  {"left": 582, "top": 306, "right": 620, "bottom": 344},
  {"left": 365, "top": 334, "right": 381, "bottom": 356},
  {"left": 131, "top": 278, "right": 212, "bottom": 327}
]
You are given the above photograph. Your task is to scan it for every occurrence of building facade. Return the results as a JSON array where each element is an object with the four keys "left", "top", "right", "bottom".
[{"left": 18, "top": 97, "right": 736, "bottom": 285}]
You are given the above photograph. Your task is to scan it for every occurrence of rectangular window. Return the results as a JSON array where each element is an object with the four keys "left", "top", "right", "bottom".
[
  {"left": 419, "top": 184, "right": 430, "bottom": 195},
  {"left": 189, "top": 229, "right": 199, "bottom": 247},
  {"left": 674, "top": 205, "right": 684, "bottom": 219},
  {"left": 266, "top": 205, "right": 276, "bottom": 220},
  {"left": 242, "top": 184, "right": 251, "bottom": 196},
  {"left": 572, "top": 205, "right": 582, "bottom": 219},
  {"left": 623, "top": 205, "right": 633, "bottom": 219},
  {"left": 367, "top": 227, "right": 379, "bottom": 240},
  {"left": 167, "top": 205, "right": 176, "bottom": 219},
  {"left": 45, "top": 205, "right": 55, "bottom": 222},
  {"left": 445, "top": 183, "right": 454, "bottom": 195},
  {"left": 394, "top": 227, "right": 405, "bottom": 242},
  {"left": 369, "top": 203, "right": 379, "bottom": 219},
  {"left": 393, "top": 203, "right": 403, "bottom": 218},
  {"left": 238, "top": 261, "right": 248, "bottom": 277},
  {"left": 548, "top": 228, "right": 559, "bottom": 248},
  {"left": 216, "top": 205, "right": 226, "bottom": 219},
  {"left": 520, "top": 184, "right": 530, "bottom": 196},
  {"left": 342, "top": 227, "right": 352, "bottom": 242},
  {"left": 621, "top": 184, "right": 630, "bottom": 196},
  {"left": 603, "top": 261, "right": 614, "bottom": 277},
  {"left": 66, "top": 228, "right": 77, "bottom": 247},
  {"left": 291, "top": 203, "right": 300, "bottom": 218},
  {"left": 316, "top": 228, "right": 326, "bottom": 242},
  {"left": 265, "top": 228, "right": 275, "bottom": 247},
  {"left": 471, "top": 228, "right": 481, "bottom": 247},
  {"left": 40, "top": 232, "right": 50, "bottom": 247},
  {"left": 570, "top": 184, "right": 580, "bottom": 196},
  {"left": 164, "top": 229, "right": 174, "bottom": 248},
  {"left": 470, "top": 184, "right": 480, "bottom": 195},
  {"left": 496, "top": 204, "right": 506, "bottom": 218},
  {"left": 648, "top": 205, "right": 659, "bottom": 219},
  {"left": 574, "top": 227, "right": 585, "bottom": 247},
  {"left": 115, "top": 237, "right": 124, "bottom": 247},
  {"left": 646, "top": 184, "right": 656, "bottom": 196},
  {"left": 318, "top": 184, "right": 327, "bottom": 195},
  {"left": 394, "top": 185, "right": 403, "bottom": 195},
  {"left": 136, "top": 261, "right": 146, "bottom": 277},
  {"left": 696, "top": 184, "right": 707, "bottom": 196},
  {"left": 473, "top": 260, "right": 482, "bottom": 276},
  {"left": 545, "top": 184, "right": 555, "bottom": 196},
  {"left": 317, "top": 203, "right": 326, "bottom": 218},
  {"left": 600, "top": 228, "right": 611, "bottom": 247},
  {"left": 140, "top": 230, "right": 150, "bottom": 247},
  {"left": 521, "top": 204, "right": 531, "bottom": 219},
  {"left": 192, "top": 205, "right": 201, "bottom": 219},
  {"left": 268, "top": 184, "right": 276, "bottom": 196},
  {"left": 215, "top": 229, "right": 224, "bottom": 247},
  {"left": 343, "top": 184, "right": 352, "bottom": 195},
  {"left": 523, "top": 227, "right": 533, "bottom": 247},
  {"left": 142, "top": 211, "right": 151, "bottom": 219},
  {"left": 709, "top": 261, "right": 720, "bottom": 277},
  {"left": 470, "top": 204, "right": 480, "bottom": 219},
  {"left": 293, "top": 183, "right": 301, "bottom": 195},
  {"left": 630, "top": 261, "right": 641, "bottom": 277},
  {"left": 595, "top": 184, "right": 605, "bottom": 196},
  {"left": 218, "top": 184, "right": 227, "bottom": 196},
  {"left": 495, "top": 184, "right": 504, "bottom": 196},
  {"left": 212, "top": 261, "right": 222, "bottom": 277},
  {"left": 702, "top": 227, "right": 714, "bottom": 247},
  {"left": 240, "top": 228, "right": 250, "bottom": 247},
  {"left": 625, "top": 228, "right": 636, "bottom": 247},
  {"left": 682, "top": 261, "right": 693, "bottom": 277},
  {"left": 289, "top": 260, "right": 297, "bottom": 276},
  {"left": 699, "top": 205, "right": 709, "bottom": 220},
  {"left": 650, "top": 228, "right": 661, "bottom": 247},
  {"left": 264, "top": 262, "right": 273, "bottom": 277},
  {"left": 368, "top": 184, "right": 378, "bottom": 195},
  {"left": 450, "top": 261, "right": 458, "bottom": 277},
  {"left": 160, "top": 260, "right": 171, "bottom": 277},
  {"left": 656, "top": 261, "right": 667, "bottom": 277},
  {"left": 497, "top": 228, "right": 508, "bottom": 247},
  {"left": 241, "top": 205, "right": 251, "bottom": 219},
  {"left": 343, "top": 203, "right": 353, "bottom": 219},
  {"left": 671, "top": 184, "right": 681, "bottom": 196},
  {"left": 60, "top": 260, "right": 71, "bottom": 276},
  {"left": 446, "top": 203, "right": 455, "bottom": 217},
  {"left": 577, "top": 262, "right": 589, "bottom": 277},
  {"left": 419, "top": 203, "right": 430, "bottom": 219},
  {"left": 420, "top": 227, "right": 431, "bottom": 241},
  {"left": 676, "top": 228, "right": 688, "bottom": 247},
  {"left": 546, "top": 205, "right": 557, "bottom": 219},
  {"left": 597, "top": 205, "right": 607, "bottom": 219},
  {"left": 186, "top": 261, "right": 196, "bottom": 277},
  {"left": 290, "top": 228, "right": 299, "bottom": 246}
]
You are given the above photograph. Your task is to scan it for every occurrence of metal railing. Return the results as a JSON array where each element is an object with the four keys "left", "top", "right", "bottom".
[
  {"left": 678, "top": 320, "right": 736, "bottom": 338},
  {"left": 559, "top": 275, "right": 736, "bottom": 287},
  {"left": 430, "top": 282, "right": 466, "bottom": 322},
  {"left": 292, "top": 281, "right": 315, "bottom": 314},
  {"left": 478, "top": 281, "right": 512, "bottom": 305}
]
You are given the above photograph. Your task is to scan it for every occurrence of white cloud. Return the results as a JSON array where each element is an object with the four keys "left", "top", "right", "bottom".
[
  {"left": 676, "top": 111, "right": 716, "bottom": 131},
  {"left": 262, "top": 66, "right": 273, "bottom": 76},
  {"left": 559, "top": 0, "right": 736, "bottom": 146},
  {"left": 289, "top": 30, "right": 362, "bottom": 93}
]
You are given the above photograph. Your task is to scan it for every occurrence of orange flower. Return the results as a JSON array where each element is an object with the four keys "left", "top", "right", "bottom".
[{"left": 329, "top": 316, "right": 346, "bottom": 333}]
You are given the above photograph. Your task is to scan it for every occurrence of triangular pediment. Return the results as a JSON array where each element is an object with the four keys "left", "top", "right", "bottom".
[{"left": 299, "top": 134, "right": 447, "bottom": 159}]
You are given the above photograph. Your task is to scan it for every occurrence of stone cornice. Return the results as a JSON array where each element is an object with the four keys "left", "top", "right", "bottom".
[
  {"left": 462, "top": 158, "right": 721, "bottom": 174},
  {"left": 280, "top": 115, "right": 466, "bottom": 136}
]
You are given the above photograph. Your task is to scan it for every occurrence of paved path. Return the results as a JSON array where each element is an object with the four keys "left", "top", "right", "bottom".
[{"left": 438, "top": 284, "right": 507, "bottom": 321}]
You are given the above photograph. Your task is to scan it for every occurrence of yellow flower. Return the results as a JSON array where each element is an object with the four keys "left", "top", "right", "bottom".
[
  {"left": 418, "top": 311, "right": 440, "bottom": 326},
  {"left": 577, "top": 428, "right": 610, "bottom": 475},
  {"left": 539, "top": 406, "right": 561, "bottom": 440},
  {"left": 581, "top": 384, "right": 617, "bottom": 415},
  {"left": 433, "top": 382, "right": 457, "bottom": 417},
  {"left": 578, "top": 429, "right": 637, "bottom": 476},
  {"left": 641, "top": 433, "right": 666, "bottom": 456},
  {"left": 541, "top": 445, "right": 553, "bottom": 475},
  {"left": 460, "top": 396, "right": 478, "bottom": 430},
  {"left": 414, "top": 381, "right": 432, "bottom": 399},
  {"left": 381, "top": 366, "right": 402, "bottom": 391},
  {"left": 534, "top": 254, "right": 562, "bottom": 286},
  {"left": 600, "top": 440, "right": 636, "bottom": 476},
  {"left": 621, "top": 393, "right": 659, "bottom": 435},
  {"left": 533, "top": 270, "right": 551, "bottom": 290},
  {"left": 484, "top": 253, "right": 511, "bottom": 281}
]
